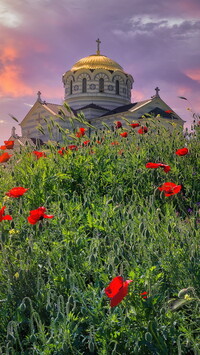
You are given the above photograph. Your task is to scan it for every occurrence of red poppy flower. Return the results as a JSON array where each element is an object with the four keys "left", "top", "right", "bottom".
[
  {"left": 0, "top": 152, "right": 12, "bottom": 163},
  {"left": 6, "top": 187, "right": 29, "bottom": 198},
  {"left": 146, "top": 162, "right": 160, "bottom": 169},
  {"left": 27, "top": 206, "right": 54, "bottom": 225},
  {"left": 120, "top": 132, "right": 128, "bottom": 138},
  {"left": 160, "top": 164, "right": 171, "bottom": 173},
  {"left": 4, "top": 141, "right": 14, "bottom": 149},
  {"left": 130, "top": 123, "right": 140, "bottom": 128},
  {"left": 79, "top": 127, "right": 86, "bottom": 134},
  {"left": 138, "top": 126, "right": 148, "bottom": 134},
  {"left": 33, "top": 151, "right": 46, "bottom": 159},
  {"left": 0, "top": 145, "right": 7, "bottom": 150},
  {"left": 146, "top": 162, "right": 171, "bottom": 173},
  {"left": 105, "top": 276, "right": 133, "bottom": 307},
  {"left": 68, "top": 145, "right": 78, "bottom": 151},
  {"left": 140, "top": 291, "right": 148, "bottom": 299},
  {"left": 175, "top": 148, "right": 189, "bottom": 156},
  {"left": 111, "top": 141, "right": 119, "bottom": 145},
  {"left": 0, "top": 206, "right": 12, "bottom": 222},
  {"left": 158, "top": 182, "right": 182, "bottom": 197},
  {"left": 83, "top": 140, "right": 90, "bottom": 146},
  {"left": 115, "top": 121, "right": 122, "bottom": 129},
  {"left": 165, "top": 110, "right": 173, "bottom": 114},
  {"left": 58, "top": 147, "right": 66, "bottom": 155},
  {"left": 76, "top": 127, "right": 86, "bottom": 137}
]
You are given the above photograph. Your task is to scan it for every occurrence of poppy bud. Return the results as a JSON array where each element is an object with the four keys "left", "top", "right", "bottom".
[{"left": 115, "top": 121, "right": 122, "bottom": 129}]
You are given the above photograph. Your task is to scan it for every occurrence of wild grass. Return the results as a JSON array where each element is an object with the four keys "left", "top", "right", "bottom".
[{"left": 0, "top": 120, "right": 199, "bottom": 354}]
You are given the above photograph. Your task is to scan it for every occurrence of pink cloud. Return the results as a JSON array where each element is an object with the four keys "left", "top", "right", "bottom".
[
  {"left": 177, "top": 0, "right": 200, "bottom": 17},
  {"left": 37, "top": 86, "right": 63, "bottom": 101},
  {"left": 176, "top": 87, "right": 200, "bottom": 116},
  {"left": 0, "top": 63, "right": 33, "bottom": 97},
  {"left": 0, "top": 40, "right": 53, "bottom": 98},
  {"left": 131, "top": 90, "right": 145, "bottom": 102},
  {"left": 0, "top": 46, "right": 18, "bottom": 63},
  {"left": 185, "top": 68, "right": 200, "bottom": 83},
  {"left": 177, "top": 86, "right": 192, "bottom": 97}
]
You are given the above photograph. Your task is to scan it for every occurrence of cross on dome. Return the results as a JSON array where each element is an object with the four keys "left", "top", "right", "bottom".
[
  {"left": 37, "top": 91, "right": 42, "bottom": 102},
  {"left": 96, "top": 38, "right": 101, "bottom": 55},
  {"left": 155, "top": 87, "right": 160, "bottom": 97}
]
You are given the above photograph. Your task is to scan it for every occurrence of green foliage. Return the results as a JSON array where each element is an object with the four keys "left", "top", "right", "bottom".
[{"left": 0, "top": 120, "right": 200, "bottom": 354}]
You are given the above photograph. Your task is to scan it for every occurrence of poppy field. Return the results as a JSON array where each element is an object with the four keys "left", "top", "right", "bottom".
[{"left": 0, "top": 117, "right": 200, "bottom": 354}]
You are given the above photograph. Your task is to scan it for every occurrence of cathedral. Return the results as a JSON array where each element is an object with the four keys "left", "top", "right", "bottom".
[{"left": 11, "top": 39, "right": 184, "bottom": 144}]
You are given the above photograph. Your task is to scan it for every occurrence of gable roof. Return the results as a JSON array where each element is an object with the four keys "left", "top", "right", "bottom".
[
  {"left": 100, "top": 96, "right": 184, "bottom": 122},
  {"left": 20, "top": 100, "right": 77, "bottom": 126},
  {"left": 141, "top": 107, "right": 179, "bottom": 119},
  {"left": 101, "top": 99, "right": 152, "bottom": 117},
  {"left": 77, "top": 103, "right": 108, "bottom": 111},
  {"left": 42, "top": 102, "right": 77, "bottom": 116}
]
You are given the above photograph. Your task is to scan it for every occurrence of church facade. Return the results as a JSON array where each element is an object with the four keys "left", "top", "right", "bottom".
[{"left": 18, "top": 40, "right": 184, "bottom": 143}]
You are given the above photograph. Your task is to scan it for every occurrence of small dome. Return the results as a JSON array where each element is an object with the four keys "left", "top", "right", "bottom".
[{"left": 71, "top": 54, "right": 124, "bottom": 72}]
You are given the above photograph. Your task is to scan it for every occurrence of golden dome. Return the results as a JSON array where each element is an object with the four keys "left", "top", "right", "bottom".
[{"left": 71, "top": 54, "right": 124, "bottom": 72}]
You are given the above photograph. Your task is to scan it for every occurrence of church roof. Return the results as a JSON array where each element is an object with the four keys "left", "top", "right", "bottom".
[
  {"left": 144, "top": 107, "right": 179, "bottom": 119},
  {"left": 77, "top": 103, "right": 108, "bottom": 111},
  {"left": 101, "top": 97, "right": 184, "bottom": 122},
  {"left": 42, "top": 102, "right": 76, "bottom": 116},
  {"left": 101, "top": 100, "right": 152, "bottom": 117},
  {"left": 71, "top": 54, "right": 125, "bottom": 73},
  {"left": 20, "top": 99, "right": 77, "bottom": 127}
]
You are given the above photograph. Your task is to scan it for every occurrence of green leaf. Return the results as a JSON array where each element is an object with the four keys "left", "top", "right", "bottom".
[
  {"left": 9, "top": 114, "right": 19, "bottom": 122},
  {"left": 168, "top": 298, "right": 193, "bottom": 311},
  {"left": 178, "top": 96, "right": 187, "bottom": 100}
]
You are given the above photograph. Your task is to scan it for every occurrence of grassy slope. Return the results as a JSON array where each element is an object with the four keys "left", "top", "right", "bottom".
[{"left": 0, "top": 122, "right": 199, "bottom": 354}]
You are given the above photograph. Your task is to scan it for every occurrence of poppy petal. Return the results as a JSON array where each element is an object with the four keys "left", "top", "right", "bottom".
[
  {"left": 162, "top": 165, "right": 171, "bottom": 173},
  {"left": 138, "top": 126, "right": 148, "bottom": 134},
  {"left": 2, "top": 215, "right": 13, "bottom": 221},
  {"left": 43, "top": 214, "right": 54, "bottom": 219},
  {"left": 120, "top": 132, "right": 128, "bottom": 137},
  {"left": 6, "top": 187, "right": 29, "bottom": 198},
  {"left": 0, "top": 152, "right": 12, "bottom": 163},
  {"left": 4, "top": 141, "right": 14, "bottom": 149},
  {"left": 159, "top": 182, "right": 182, "bottom": 196},
  {"left": 175, "top": 148, "right": 189, "bottom": 156},
  {"left": 105, "top": 276, "right": 123, "bottom": 298},
  {"left": 146, "top": 163, "right": 160, "bottom": 169},
  {"left": 0, "top": 206, "right": 12, "bottom": 222},
  {"left": 164, "top": 185, "right": 182, "bottom": 196},
  {"left": 115, "top": 121, "right": 122, "bottom": 128},
  {"left": 140, "top": 291, "right": 148, "bottom": 299},
  {"left": 130, "top": 123, "right": 140, "bottom": 128},
  {"left": 27, "top": 216, "right": 38, "bottom": 224},
  {"left": 110, "top": 285, "right": 128, "bottom": 307}
]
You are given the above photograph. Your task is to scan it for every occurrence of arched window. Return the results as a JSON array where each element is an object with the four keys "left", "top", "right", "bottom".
[
  {"left": 82, "top": 78, "right": 87, "bottom": 93},
  {"left": 99, "top": 78, "right": 104, "bottom": 93},
  {"left": 115, "top": 80, "right": 119, "bottom": 95},
  {"left": 70, "top": 80, "right": 73, "bottom": 95}
]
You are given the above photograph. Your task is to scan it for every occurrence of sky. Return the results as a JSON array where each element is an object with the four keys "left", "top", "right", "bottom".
[{"left": 0, "top": 0, "right": 200, "bottom": 144}]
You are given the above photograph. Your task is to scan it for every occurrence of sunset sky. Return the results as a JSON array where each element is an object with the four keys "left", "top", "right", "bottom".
[{"left": 0, "top": 0, "right": 200, "bottom": 144}]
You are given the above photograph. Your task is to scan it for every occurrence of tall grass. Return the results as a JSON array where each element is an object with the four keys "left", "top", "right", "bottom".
[{"left": 0, "top": 119, "right": 199, "bottom": 354}]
